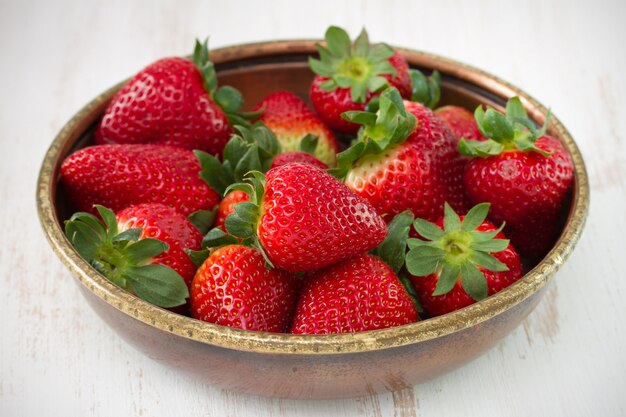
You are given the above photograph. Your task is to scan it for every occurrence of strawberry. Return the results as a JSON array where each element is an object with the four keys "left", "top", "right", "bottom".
[
  {"left": 309, "top": 26, "right": 411, "bottom": 135},
  {"left": 403, "top": 100, "right": 472, "bottom": 214},
  {"left": 116, "top": 204, "right": 203, "bottom": 287},
  {"left": 406, "top": 203, "right": 523, "bottom": 317},
  {"left": 64, "top": 205, "right": 192, "bottom": 307},
  {"left": 60, "top": 144, "right": 220, "bottom": 217},
  {"left": 332, "top": 87, "right": 469, "bottom": 221},
  {"left": 435, "top": 105, "right": 485, "bottom": 142},
  {"left": 189, "top": 239, "right": 298, "bottom": 332},
  {"left": 255, "top": 91, "right": 340, "bottom": 166},
  {"left": 224, "top": 163, "right": 387, "bottom": 272},
  {"left": 94, "top": 39, "right": 258, "bottom": 155},
  {"left": 459, "top": 97, "right": 574, "bottom": 259},
  {"left": 291, "top": 212, "right": 418, "bottom": 334}
]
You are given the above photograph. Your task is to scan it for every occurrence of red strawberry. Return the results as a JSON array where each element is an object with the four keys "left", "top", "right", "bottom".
[
  {"left": 459, "top": 97, "right": 574, "bottom": 259},
  {"left": 64, "top": 205, "right": 192, "bottom": 307},
  {"left": 60, "top": 144, "right": 220, "bottom": 216},
  {"left": 270, "top": 152, "right": 327, "bottom": 170},
  {"left": 214, "top": 190, "right": 249, "bottom": 231},
  {"left": 406, "top": 203, "right": 523, "bottom": 317},
  {"left": 290, "top": 211, "right": 419, "bottom": 334},
  {"left": 255, "top": 91, "right": 340, "bottom": 166},
  {"left": 309, "top": 26, "right": 412, "bottom": 135},
  {"left": 116, "top": 204, "right": 203, "bottom": 287},
  {"left": 94, "top": 40, "right": 256, "bottom": 155},
  {"left": 190, "top": 244, "right": 298, "bottom": 332},
  {"left": 333, "top": 88, "right": 470, "bottom": 222},
  {"left": 435, "top": 105, "right": 485, "bottom": 142},
  {"left": 291, "top": 254, "right": 418, "bottom": 334},
  {"left": 403, "top": 100, "right": 472, "bottom": 215},
  {"left": 224, "top": 163, "right": 387, "bottom": 272}
]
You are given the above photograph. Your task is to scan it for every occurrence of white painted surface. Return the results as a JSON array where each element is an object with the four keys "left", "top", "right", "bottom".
[{"left": 1, "top": 0, "right": 625, "bottom": 415}]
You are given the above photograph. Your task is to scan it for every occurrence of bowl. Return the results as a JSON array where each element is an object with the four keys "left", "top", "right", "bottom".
[{"left": 36, "top": 40, "right": 589, "bottom": 399}]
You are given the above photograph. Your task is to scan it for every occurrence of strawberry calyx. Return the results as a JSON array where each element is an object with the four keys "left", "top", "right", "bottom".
[
  {"left": 185, "top": 227, "right": 240, "bottom": 267},
  {"left": 331, "top": 87, "right": 416, "bottom": 180},
  {"left": 64, "top": 205, "right": 189, "bottom": 307},
  {"left": 298, "top": 133, "right": 319, "bottom": 155},
  {"left": 458, "top": 96, "right": 553, "bottom": 158},
  {"left": 192, "top": 39, "right": 262, "bottom": 127},
  {"left": 195, "top": 123, "right": 280, "bottom": 195},
  {"left": 409, "top": 69, "right": 441, "bottom": 109},
  {"left": 309, "top": 26, "right": 397, "bottom": 103},
  {"left": 405, "top": 203, "right": 510, "bottom": 302},
  {"left": 220, "top": 171, "right": 274, "bottom": 267}
]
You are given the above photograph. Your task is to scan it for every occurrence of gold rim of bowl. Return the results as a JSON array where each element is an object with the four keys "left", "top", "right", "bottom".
[{"left": 36, "top": 40, "right": 590, "bottom": 355}]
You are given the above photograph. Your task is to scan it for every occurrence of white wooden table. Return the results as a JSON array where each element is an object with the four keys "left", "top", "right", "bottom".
[{"left": 1, "top": 1, "right": 624, "bottom": 415}]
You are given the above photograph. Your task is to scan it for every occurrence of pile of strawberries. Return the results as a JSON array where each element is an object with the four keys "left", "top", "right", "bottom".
[{"left": 61, "top": 27, "right": 574, "bottom": 334}]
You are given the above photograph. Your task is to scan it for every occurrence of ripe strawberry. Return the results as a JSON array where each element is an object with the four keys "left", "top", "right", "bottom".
[
  {"left": 403, "top": 100, "right": 472, "bottom": 215},
  {"left": 190, "top": 243, "right": 298, "bottom": 332},
  {"left": 224, "top": 163, "right": 387, "bottom": 272},
  {"left": 459, "top": 97, "right": 574, "bottom": 259},
  {"left": 64, "top": 205, "right": 191, "bottom": 307},
  {"left": 60, "top": 144, "right": 220, "bottom": 216},
  {"left": 291, "top": 212, "right": 418, "bottom": 334},
  {"left": 255, "top": 91, "right": 340, "bottom": 166},
  {"left": 116, "top": 204, "right": 203, "bottom": 287},
  {"left": 309, "top": 26, "right": 412, "bottom": 135},
  {"left": 435, "top": 105, "right": 485, "bottom": 142},
  {"left": 94, "top": 39, "right": 257, "bottom": 155},
  {"left": 333, "top": 88, "right": 470, "bottom": 222},
  {"left": 406, "top": 203, "right": 523, "bottom": 317},
  {"left": 290, "top": 254, "right": 418, "bottom": 334}
]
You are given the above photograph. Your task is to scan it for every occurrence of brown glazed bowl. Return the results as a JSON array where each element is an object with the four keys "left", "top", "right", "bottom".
[{"left": 37, "top": 41, "right": 589, "bottom": 399}]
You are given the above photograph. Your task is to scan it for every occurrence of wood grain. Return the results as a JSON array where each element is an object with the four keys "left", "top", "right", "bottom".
[{"left": 1, "top": 0, "right": 625, "bottom": 416}]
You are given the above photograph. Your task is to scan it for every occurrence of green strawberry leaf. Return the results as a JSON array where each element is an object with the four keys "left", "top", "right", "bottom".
[
  {"left": 188, "top": 208, "right": 217, "bottom": 235},
  {"left": 432, "top": 263, "right": 460, "bottom": 296},
  {"left": 412, "top": 218, "right": 444, "bottom": 241},
  {"left": 458, "top": 138, "right": 505, "bottom": 157},
  {"left": 185, "top": 248, "right": 211, "bottom": 268},
  {"left": 371, "top": 211, "right": 414, "bottom": 273},
  {"left": 460, "top": 262, "right": 488, "bottom": 301},
  {"left": 405, "top": 246, "right": 444, "bottom": 276},
  {"left": 125, "top": 238, "right": 168, "bottom": 264},
  {"left": 409, "top": 69, "right": 441, "bottom": 109},
  {"left": 299, "top": 134, "right": 319, "bottom": 155},
  {"left": 201, "top": 227, "right": 240, "bottom": 249},
  {"left": 124, "top": 264, "right": 189, "bottom": 308},
  {"left": 460, "top": 203, "right": 490, "bottom": 232}
]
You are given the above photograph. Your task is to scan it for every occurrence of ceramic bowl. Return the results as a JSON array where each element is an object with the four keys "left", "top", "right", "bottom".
[{"left": 37, "top": 41, "right": 589, "bottom": 399}]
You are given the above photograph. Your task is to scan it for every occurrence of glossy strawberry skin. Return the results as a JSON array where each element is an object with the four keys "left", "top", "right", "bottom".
[
  {"left": 410, "top": 220, "right": 523, "bottom": 317},
  {"left": 464, "top": 136, "right": 574, "bottom": 259},
  {"left": 344, "top": 101, "right": 470, "bottom": 222},
  {"left": 270, "top": 152, "right": 327, "bottom": 170},
  {"left": 116, "top": 204, "right": 203, "bottom": 287},
  {"left": 435, "top": 105, "right": 485, "bottom": 142},
  {"left": 258, "top": 163, "right": 387, "bottom": 272},
  {"left": 310, "top": 52, "right": 412, "bottom": 135},
  {"left": 255, "top": 91, "right": 340, "bottom": 166},
  {"left": 190, "top": 245, "right": 298, "bottom": 332},
  {"left": 290, "top": 254, "right": 418, "bottom": 334},
  {"left": 60, "top": 144, "right": 220, "bottom": 216},
  {"left": 94, "top": 57, "right": 232, "bottom": 155},
  {"left": 214, "top": 190, "right": 249, "bottom": 231}
]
